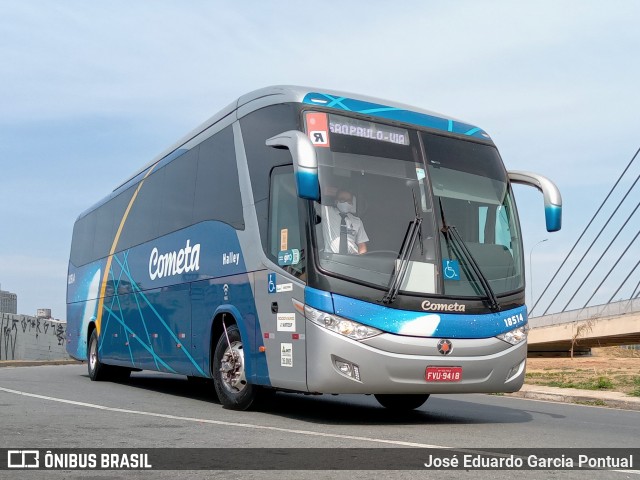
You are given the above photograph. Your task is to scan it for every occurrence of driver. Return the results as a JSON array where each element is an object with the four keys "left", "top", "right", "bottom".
[{"left": 321, "top": 188, "right": 369, "bottom": 254}]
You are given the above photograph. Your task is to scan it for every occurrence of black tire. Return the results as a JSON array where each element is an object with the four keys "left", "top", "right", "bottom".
[
  {"left": 212, "top": 325, "right": 259, "bottom": 410},
  {"left": 374, "top": 394, "right": 430, "bottom": 410},
  {"left": 87, "top": 329, "right": 110, "bottom": 381}
]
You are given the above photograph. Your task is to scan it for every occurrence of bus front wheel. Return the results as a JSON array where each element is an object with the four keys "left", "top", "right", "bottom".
[
  {"left": 374, "top": 394, "right": 430, "bottom": 410},
  {"left": 212, "top": 325, "right": 258, "bottom": 411}
]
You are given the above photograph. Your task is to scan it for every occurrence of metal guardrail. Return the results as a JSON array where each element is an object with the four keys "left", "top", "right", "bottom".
[{"left": 529, "top": 298, "right": 640, "bottom": 327}]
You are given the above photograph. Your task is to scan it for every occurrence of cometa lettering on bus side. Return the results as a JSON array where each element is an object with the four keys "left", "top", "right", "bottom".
[
  {"left": 421, "top": 300, "right": 466, "bottom": 312},
  {"left": 149, "top": 240, "right": 201, "bottom": 280}
]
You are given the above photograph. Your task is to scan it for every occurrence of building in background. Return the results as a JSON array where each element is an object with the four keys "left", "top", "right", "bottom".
[
  {"left": 0, "top": 286, "right": 18, "bottom": 314},
  {"left": 37, "top": 308, "right": 52, "bottom": 319}
]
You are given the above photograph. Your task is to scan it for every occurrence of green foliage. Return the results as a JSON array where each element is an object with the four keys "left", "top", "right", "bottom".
[
  {"left": 536, "top": 376, "right": 613, "bottom": 390},
  {"left": 576, "top": 400, "right": 607, "bottom": 406},
  {"left": 595, "top": 376, "right": 613, "bottom": 389}
]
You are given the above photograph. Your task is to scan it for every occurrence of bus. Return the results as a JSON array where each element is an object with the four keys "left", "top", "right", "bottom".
[{"left": 66, "top": 86, "right": 562, "bottom": 411}]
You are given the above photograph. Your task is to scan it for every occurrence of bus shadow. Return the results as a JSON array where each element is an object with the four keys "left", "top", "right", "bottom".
[
  {"left": 259, "top": 392, "right": 534, "bottom": 426},
  {"left": 111, "top": 373, "right": 534, "bottom": 426},
  {"left": 85, "top": 372, "right": 220, "bottom": 403}
]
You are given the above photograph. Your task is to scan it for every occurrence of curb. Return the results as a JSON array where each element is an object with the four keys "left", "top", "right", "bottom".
[
  {"left": 0, "top": 360, "right": 82, "bottom": 368},
  {"left": 505, "top": 386, "right": 640, "bottom": 411}
]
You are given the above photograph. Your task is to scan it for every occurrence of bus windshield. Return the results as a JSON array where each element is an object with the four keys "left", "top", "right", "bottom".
[
  {"left": 311, "top": 112, "right": 439, "bottom": 295},
  {"left": 424, "top": 131, "right": 524, "bottom": 297},
  {"left": 309, "top": 112, "right": 524, "bottom": 299}
]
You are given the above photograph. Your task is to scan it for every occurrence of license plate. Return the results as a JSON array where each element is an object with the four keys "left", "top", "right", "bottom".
[{"left": 425, "top": 366, "right": 462, "bottom": 382}]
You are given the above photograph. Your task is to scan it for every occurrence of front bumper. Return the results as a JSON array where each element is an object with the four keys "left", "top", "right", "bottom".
[{"left": 306, "top": 320, "right": 527, "bottom": 394}]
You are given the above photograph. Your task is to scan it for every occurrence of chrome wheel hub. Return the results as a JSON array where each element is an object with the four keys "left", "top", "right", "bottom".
[
  {"left": 89, "top": 337, "right": 97, "bottom": 371},
  {"left": 220, "top": 341, "right": 246, "bottom": 393}
]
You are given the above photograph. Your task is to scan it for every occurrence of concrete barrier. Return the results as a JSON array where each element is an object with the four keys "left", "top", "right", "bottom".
[{"left": 0, "top": 313, "right": 69, "bottom": 361}]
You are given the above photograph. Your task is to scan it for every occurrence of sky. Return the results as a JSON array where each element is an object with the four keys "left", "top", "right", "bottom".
[{"left": 0, "top": 1, "right": 638, "bottom": 319}]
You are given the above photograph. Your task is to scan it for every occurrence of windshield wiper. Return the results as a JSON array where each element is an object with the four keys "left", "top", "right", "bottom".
[
  {"left": 382, "top": 190, "right": 423, "bottom": 304},
  {"left": 438, "top": 198, "right": 500, "bottom": 311}
]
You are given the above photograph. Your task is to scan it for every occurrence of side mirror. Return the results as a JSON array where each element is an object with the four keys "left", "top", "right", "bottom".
[
  {"left": 508, "top": 170, "right": 562, "bottom": 232},
  {"left": 266, "top": 131, "right": 320, "bottom": 200}
]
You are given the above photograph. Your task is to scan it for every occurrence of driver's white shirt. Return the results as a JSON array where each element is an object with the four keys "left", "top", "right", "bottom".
[{"left": 321, "top": 205, "right": 369, "bottom": 254}]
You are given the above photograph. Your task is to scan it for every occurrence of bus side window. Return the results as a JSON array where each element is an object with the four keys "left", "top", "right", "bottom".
[
  {"left": 495, "top": 205, "right": 512, "bottom": 250},
  {"left": 239, "top": 103, "right": 301, "bottom": 256},
  {"left": 194, "top": 125, "right": 244, "bottom": 229},
  {"left": 268, "top": 166, "right": 305, "bottom": 278},
  {"left": 479, "top": 204, "right": 512, "bottom": 250}
]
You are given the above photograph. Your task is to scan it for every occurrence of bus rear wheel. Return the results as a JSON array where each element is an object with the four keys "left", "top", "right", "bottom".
[
  {"left": 374, "top": 394, "right": 430, "bottom": 410},
  {"left": 87, "top": 329, "right": 110, "bottom": 381},
  {"left": 212, "top": 325, "right": 259, "bottom": 410},
  {"left": 87, "top": 329, "right": 131, "bottom": 381}
]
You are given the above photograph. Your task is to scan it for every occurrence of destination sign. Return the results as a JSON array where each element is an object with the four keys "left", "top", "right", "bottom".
[{"left": 329, "top": 115, "right": 410, "bottom": 145}]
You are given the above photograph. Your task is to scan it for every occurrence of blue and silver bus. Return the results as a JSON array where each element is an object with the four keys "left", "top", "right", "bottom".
[{"left": 66, "top": 86, "right": 562, "bottom": 410}]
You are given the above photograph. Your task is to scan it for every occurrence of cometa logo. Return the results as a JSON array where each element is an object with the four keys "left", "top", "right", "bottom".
[
  {"left": 149, "top": 239, "right": 201, "bottom": 280},
  {"left": 421, "top": 300, "right": 466, "bottom": 312}
]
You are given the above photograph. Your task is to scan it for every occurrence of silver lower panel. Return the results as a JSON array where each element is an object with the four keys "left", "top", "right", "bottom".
[{"left": 306, "top": 321, "right": 526, "bottom": 394}]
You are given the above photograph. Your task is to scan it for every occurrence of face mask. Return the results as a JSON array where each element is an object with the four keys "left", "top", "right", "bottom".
[{"left": 336, "top": 201, "right": 353, "bottom": 214}]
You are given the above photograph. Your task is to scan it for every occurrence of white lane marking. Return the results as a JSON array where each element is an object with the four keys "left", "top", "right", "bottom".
[
  {"left": 0, "top": 386, "right": 445, "bottom": 448},
  {"left": 2, "top": 386, "right": 638, "bottom": 475}
]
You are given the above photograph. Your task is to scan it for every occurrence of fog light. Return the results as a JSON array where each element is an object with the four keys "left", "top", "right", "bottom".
[
  {"left": 506, "top": 360, "right": 525, "bottom": 382},
  {"left": 333, "top": 357, "right": 361, "bottom": 382},
  {"left": 336, "top": 361, "right": 352, "bottom": 375}
]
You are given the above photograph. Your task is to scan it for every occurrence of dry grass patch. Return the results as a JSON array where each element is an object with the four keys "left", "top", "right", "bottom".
[{"left": 526, "top": 347, "right": 640, "bottom": 396}]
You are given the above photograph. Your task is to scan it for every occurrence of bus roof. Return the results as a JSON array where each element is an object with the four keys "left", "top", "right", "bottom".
[{"left": 114, "top": 86, "right": 489, "bottom": 193}]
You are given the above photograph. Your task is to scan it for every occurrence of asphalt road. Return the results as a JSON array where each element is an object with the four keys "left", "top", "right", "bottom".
[{"left": 0, "top": 364, "right": 638, "bottom": 479}]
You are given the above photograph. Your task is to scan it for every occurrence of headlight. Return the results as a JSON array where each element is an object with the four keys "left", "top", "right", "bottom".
[
  {"left": 305, "top": 305, "right": 382, "bottom": 340},
  {"left": 497, "top": 325, "right": 528, "bottom": 345}
]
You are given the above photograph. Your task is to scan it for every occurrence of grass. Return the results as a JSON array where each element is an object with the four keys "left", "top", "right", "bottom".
[
  {"left": 525, "top": 348, "right": 640, "bottom": 397},
  {"left": 525, "top": 370, "right": 638, "bottom": 394},
  {"left": 540, "top": 376, "right": 613, "bottom": 390},
  {"left": 612, "top": 375, "right": 640, "bottom": 386},
  {"left": 596, "top": 376, "right": 614, "bottom": 389}
]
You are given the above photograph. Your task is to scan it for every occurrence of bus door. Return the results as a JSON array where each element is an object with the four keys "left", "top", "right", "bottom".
[{"left": 254, "top": 166, "right": 308, "bottom": 391}]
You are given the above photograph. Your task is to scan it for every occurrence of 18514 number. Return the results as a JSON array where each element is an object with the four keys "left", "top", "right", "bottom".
[{"left": 503, "top": 313, "right": 524, "bottom": 328}]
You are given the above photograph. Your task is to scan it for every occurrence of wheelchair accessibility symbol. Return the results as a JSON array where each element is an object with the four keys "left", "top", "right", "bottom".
[
  {"left": 442, "top": 259, "right": 460, "bottom": 281},
  {"left": 268, "top": 273, "right": 277, "bottom": 293}
]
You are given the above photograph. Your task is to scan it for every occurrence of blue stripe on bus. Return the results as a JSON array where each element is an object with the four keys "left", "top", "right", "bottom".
[
  {"left": 331, "top": 293, "right": 527, "bottom": 339},
  {"left": 302, "top": 93, "right": 490, "bottom": 140},
  {"left": 67, "top": 221, "right": 270, "bottom": 383},
  {"left": 111, "top": 251, "right": 206, "bottom": 376},
  {"left": 103, "top": 304, "right": 177, "bottom": 373},
  {"left": 305, "top": 287, "right": 334, "bottom": 314}
]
